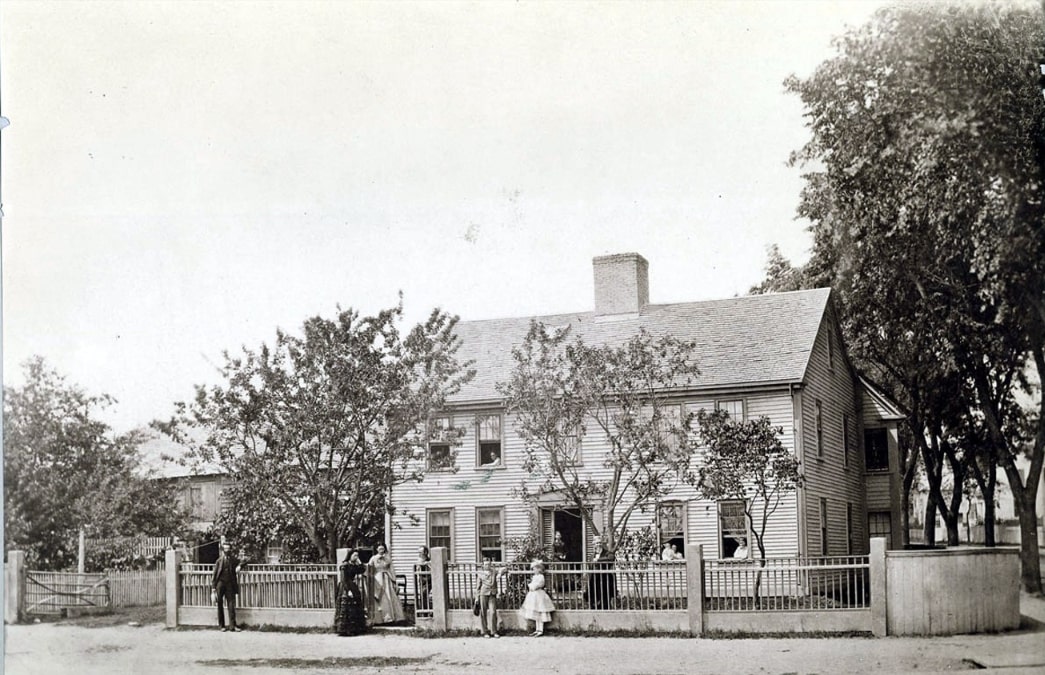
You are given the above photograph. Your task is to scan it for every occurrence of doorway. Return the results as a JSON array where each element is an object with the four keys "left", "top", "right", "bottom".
[{"left": 542, "top": 507, "right": 584, "bottom": 562}]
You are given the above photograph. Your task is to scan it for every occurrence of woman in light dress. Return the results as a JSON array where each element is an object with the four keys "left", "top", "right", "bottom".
[{"left": 368, "top": 543, "right": 405, "bottom": 624}]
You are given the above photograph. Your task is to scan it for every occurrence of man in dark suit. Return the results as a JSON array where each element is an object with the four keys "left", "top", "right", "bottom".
[{"left": 211, "top": 541, "right": 242, "bottom": 632}]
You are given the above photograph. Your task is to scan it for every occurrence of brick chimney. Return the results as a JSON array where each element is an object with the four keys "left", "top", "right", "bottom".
[{"left": 593, "top": 253, "right": 649, "bottom": 317}]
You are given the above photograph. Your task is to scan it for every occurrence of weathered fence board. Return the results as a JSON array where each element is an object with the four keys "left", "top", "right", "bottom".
[{"left": 885, "top": 547, "right": 1019, "bottom": 635}]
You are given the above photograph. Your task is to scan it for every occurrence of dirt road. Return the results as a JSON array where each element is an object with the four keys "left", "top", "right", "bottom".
[{"left": 4, "top": 595, "right": 1045, "bottom": 675}]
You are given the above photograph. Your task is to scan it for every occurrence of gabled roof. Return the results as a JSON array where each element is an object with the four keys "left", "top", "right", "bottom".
[
  {"left": 451, "top": 287, "right": 833, "bottom": 403},
  {"left": 857, "top": 374, "right": 907, "bottom": 421}
]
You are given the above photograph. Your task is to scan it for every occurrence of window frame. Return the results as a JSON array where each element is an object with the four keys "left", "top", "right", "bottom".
[
  {"left": 475, "top": 413, "right": 504, "bottom": 469},
  {"left": 656, "top": 501, "right": 687, "bottom": 555},
  {"left": 560, "top": 431, "right": 583, "bottom": 466},
  {"left": 864, "top": 428, "right": 890, "bottom": 472},
  {"left": 819, "top": 497, "right": 829, "bottom": 556},
  {"left": 716, "top": 398, "right": 745, "bottom": 422},
  {"left": 427, "top": 508, "right": 455, "bottom": 560},
  {"left": 814, "top": 399, "right": 824, "bottom": 458},
  {"left": 266, "top": 539, "right": 283, "bottom": 564},
  {"left": 842, "top": 413, "right": 850, "bottom": 469},
  {"left": 427, "top": 415, "right": 456, "bottom": 472},
  {"left": 717, "top": 499, "right": 749, "bottom": 559},
  {"left": 868, "top": 511, "right": 891, "bottom": 541},
  {"left": 846, "top": 502, "right": 854, "bottom": 555},
  {"left": 475, "top": 507, "right": 505, "bottom": 562}
]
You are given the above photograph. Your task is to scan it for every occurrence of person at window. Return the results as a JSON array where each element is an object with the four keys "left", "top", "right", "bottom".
[
  {"left": 334, "top": 549, "right": 368, "bottom": 636},
  {"left": 520, "top": 560, "right": 555, "bottom": 636},
  {"left": 414, "top": 546, "right": 431, "bottom": 611},
  {"left": 476, "top": 558, "right": 508, "bottom": 637},
  {"left": 670, "top": 543, "right": 683, "bottom": 560},
  {"left": 661, "top": 542, "right": 675, "bottom": 561},
  {"left": 733, "top": 537, "right": 750, "bottom": 559},
  {"left": 368, "top": 543, "right": 405, "bottom": 624},
  {"left": 211, "top": 541, "right": 242, "bottom": 632}
]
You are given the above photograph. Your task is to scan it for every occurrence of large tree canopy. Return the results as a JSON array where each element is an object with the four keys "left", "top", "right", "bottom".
[
  {"left": 157, "top": 301, "right": 473, "bottom": 562},
  {"left": 785, "top": 2, "right": 1045, "bottom": 590},
  {"left": 4, "top": 357, "right": 189, "bottom": 570},
  {"left": 499, "top": 322, "right": 699, "bottom": 555}
]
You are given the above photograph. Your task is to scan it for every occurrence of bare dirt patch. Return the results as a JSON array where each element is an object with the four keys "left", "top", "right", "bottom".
[{"left": 197, "top": 656, "right": 433, "bottom": 669}]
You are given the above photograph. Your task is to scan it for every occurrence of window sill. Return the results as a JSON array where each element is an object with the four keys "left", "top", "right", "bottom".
[
  {"left": 475, "top": 463, "right": 506, "bottom": 471},
  {"left": 865, "top": 467, "right": 890, "bottom": 474},
  {"left": 427, "top": 466, "right": 457, "bottom": 474}
]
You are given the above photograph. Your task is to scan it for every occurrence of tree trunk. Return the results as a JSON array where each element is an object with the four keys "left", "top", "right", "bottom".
[
  {"left": 900, "top": 443, "right": 919, "bottom": 547},
  {"left": 923, "top": 491, "right": 937, "bottom": 547},
  {"left": 982, "top": 493, "right": 996, "bottom": 547},
  {"left": 1003, "top": 461, "right": 1043, "bottom": 594}
]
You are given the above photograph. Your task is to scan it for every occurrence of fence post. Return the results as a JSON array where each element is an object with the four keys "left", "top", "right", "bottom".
[
  {"left": 870, "top": 537, "right": 887, "bottom": 637},
  {"left": 685, "top": 544, "right": 704, "bottom": 636},
  {"left": 165, "top": 548, "right": 182, "bottom": 629},
  {"left": 430, "top": 547, "right": 449, "bottom": 632},
  {"left": 5, "top": 550, "right": 26, "bottom": 624}
]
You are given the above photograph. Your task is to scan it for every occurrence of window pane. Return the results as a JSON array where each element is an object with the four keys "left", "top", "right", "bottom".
[
  {"left": 477, "top": 415, "right": 500, "bottom": 441},
  {"left": 717, "top": 400, "right": 743, "bottom": 421},
  {"left": 429, "top": 443, "right": 452, "bottom": 469},
  {"left": 429, "top": 510, "right": 452, "bottom": 556},
  {"left": 865, "top": 429, "right": 889, "bottom": 470},
  {"left": 478, "top": 509, "right": 502, "bottom": 561},
  {"left": 719, "top": 500, "right": 747, "bottom": 557}
]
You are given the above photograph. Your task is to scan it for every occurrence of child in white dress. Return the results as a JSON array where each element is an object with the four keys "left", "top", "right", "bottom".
[{"left": 519, "top": 560, "right": 555, "bottom": 636}]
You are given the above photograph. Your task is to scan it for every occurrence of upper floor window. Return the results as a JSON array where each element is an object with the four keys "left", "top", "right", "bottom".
[
  {"left": 716, "top": 399, "right": 744, "bottom": 422},
  {"left": 864, "top": 428, "right": 889, "bottom": 471},
  {"left": 476, "top": 414, "right": 502, "bottom": 467},
  {"left": 559, "top": 431, "right": 582, "bottom": 466},
  {"left": 828, "top": 328, "right": 836, "bottom": 372},
  {"left": 428, "top": 415, "right": 456, "bottom": 471},
  {"left": 654, "top": 404, "right": 684, "bottom": 453}
]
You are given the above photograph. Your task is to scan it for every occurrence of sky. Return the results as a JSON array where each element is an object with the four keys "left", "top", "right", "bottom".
[{"left": 1, "top": 0, "right": 892, "bottom": 434}]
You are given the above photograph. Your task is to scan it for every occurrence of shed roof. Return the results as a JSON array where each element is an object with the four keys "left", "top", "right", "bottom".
[{"left": 451, "top": 287, "right": 832, "bottom": 403}]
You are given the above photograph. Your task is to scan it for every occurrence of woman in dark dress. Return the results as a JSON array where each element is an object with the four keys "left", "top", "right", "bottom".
[
  {"left": 586, "top": 542, "right": 617, "bottom": 610},
  {"left": 335, "top": 550, "right": 368, "bottom": 636}
]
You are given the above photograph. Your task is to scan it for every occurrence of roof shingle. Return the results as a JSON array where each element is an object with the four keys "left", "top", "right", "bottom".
[{"left": 451, "top": 287, "right": 832, "bottom": 403}]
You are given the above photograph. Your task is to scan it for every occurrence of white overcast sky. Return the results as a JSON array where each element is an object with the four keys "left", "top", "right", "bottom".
[{"left": 2, "top": 0, "right": 891, "bottom": 433}]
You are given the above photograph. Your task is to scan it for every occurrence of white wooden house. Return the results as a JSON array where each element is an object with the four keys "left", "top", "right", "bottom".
[{"left": 388, "top": 254, "right": 903, "bottom": 575}]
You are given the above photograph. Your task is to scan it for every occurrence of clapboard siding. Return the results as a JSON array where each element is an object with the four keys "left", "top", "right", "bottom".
[
  {"left": 798, "top": 310, "right": 867, "bottom": 556},
  {"left": 391, "top": 389, "right": 805, "bottom": 580}
]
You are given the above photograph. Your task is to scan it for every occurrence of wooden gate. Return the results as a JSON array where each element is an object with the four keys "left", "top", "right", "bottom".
[{"left": 25, "top": 571, "right": 111, "bottom": 615}]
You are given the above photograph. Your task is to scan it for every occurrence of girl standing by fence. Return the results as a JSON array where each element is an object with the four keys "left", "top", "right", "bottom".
[{"left": 520, "top": 560, "right": 555, "bottom": 636}]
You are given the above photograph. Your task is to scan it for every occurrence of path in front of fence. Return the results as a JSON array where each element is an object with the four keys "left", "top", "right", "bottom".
[{"left": 6, "top": 593, "right": 1045, "bottom": 675}]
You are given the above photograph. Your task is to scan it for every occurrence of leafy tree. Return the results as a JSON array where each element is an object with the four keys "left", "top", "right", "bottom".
[
  {"left": 690, "top": 410, "right": 803, "bottom": 561},
  {"left": 689, "top": 409, "right": 802, "bottom": 604},
  {"left": 786, "top": 2, "right": 1044, "bottom": 590},
  {"left": 4, "top": 357, "right": 189, "bottom": 570},
  {"left": 499, "top": 322, "right": 700, "bottom": 556},
  {"left": 748, "top": 244, "right": 807, "bottom": 295},
  {"left": 156, "top": 302, "right": 473, "bottom": 563}
]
